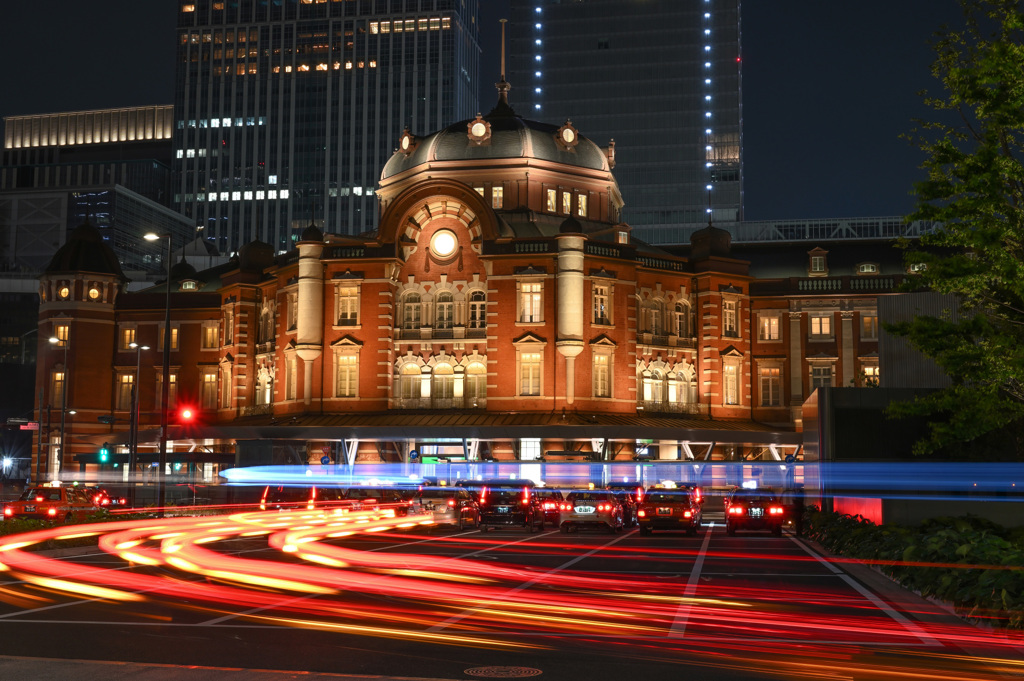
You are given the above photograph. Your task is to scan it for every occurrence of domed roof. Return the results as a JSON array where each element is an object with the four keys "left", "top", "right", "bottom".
[
  {"left": 170, "top": 256, "right": 198, "bottom": 282},
  {"left": 299, "top": 221, "right": 323, "bottom": 243},
  {"left": 690, "top": 222, "right": 733, "bottom": 260},
  {"left": 44, "top": 221, "right": 126, "bottom": 280},
  {"left": 381, "top": 98, "right": 610, "bottom": 181},
  {"left": 238, "top": 240, "right": 275, "bottom": 272}
]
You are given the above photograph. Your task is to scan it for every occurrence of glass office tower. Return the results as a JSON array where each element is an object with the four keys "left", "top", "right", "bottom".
[
  {"left": 508, "top": 0, "right": 742, "bottom": 245},
  {"left": 174, "top": 0, "right": 480, "bottom": 254}
]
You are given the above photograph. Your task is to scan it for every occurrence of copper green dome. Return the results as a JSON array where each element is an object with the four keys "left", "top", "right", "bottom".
[{"left": 381, "top": 99, "right": 610, "bottom": 181}]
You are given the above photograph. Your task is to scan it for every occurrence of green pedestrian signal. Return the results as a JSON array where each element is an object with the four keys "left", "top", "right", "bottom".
[{"left": 99, "top": 443, "right": 110, "bottom": 463}]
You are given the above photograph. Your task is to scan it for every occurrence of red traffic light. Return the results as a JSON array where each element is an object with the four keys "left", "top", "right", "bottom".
[{"left": 178, "top": 406, "right": 197, "bottom": 423}]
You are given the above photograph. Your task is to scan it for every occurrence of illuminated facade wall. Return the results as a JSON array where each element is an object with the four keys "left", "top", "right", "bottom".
[
  {"left": 507, "top": 0, "right": 743, "bottom": 244},
  {"left": 173, "top": 0, "right": 481, "bottom": 256}
]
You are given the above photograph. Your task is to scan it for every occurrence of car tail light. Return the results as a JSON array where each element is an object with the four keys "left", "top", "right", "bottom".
[
  {"left": 3, "top": 507, "right": 12, "bottom": 517},
  {"left": 637, "top": 509, "right": 646, "bottom": 518},
  {"left": 480, "top": 488, "right": 488, "bottom": 504},
  {"left": 769, "top": 506, "right": 783, "bottom": 515},
  {"left": 684, "top": 510, "right": 692, "bottom": 518},
  {"left": 523, "top": 487, "right": 530, "bottom": 502},
  {"left": 48, "top": 508, "right": 57, "bottom": 517},
  {"left": 636, "top": 487, "right": 644, "bottom": 503},
  {"left": 447, "top": 499, "right": 456, "bottom": 507},
  {"left": 729, "top": 506, "right": 744, "bottom": 515},
  {"left": 694, "top": 488, "right": 703, "bottom": 503},
  {"left": 35, "top": 496, "right": 44, "bottom": 502},
  {"left": 521, "top": 497, "right": 529, "bottom": 505},
  {"left": 560, "top": 503, "right": 570, "bottom": 511}
]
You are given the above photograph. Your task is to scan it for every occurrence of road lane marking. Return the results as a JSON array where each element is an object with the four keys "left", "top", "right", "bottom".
[
  {"left": 790, "top": 535, "right": 941, "bottom": 647},
  {"left": 425, "top": 530, "right": 635, "bottom": 632},
  {"left": 667, "top": 522, "right": 713, "bottom": 638}
]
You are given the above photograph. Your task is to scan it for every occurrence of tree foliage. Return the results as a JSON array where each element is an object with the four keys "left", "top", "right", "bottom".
[{"left": 891, "top": 0, "right": 1024, "bottom": 457}]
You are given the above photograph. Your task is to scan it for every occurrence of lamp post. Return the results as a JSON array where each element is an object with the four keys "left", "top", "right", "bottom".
[
  {"left": 145, "top": 232, "right": 173, "bottom": 514},
  {"left": 48, "top": 335, "right": 68, "bottom": 480},
  {"left": 128, "top": 342, "right": 149, "bottom": 506}
]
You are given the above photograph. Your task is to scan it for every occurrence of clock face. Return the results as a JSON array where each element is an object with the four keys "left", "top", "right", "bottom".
[
  {"left": 88, "top": 287, "right": 100, "bottom": 300},
  {"left": 401, "top": 135, "right": 411, "bottom": 151},
  {"left": 470, "top": 122, "right": 487, "bottom": 138},
  {"left": 59, "top": 286, "right": 70, "bottom": 299},
  {"left": 561, "top": 127, "right": 576, "bottom": 144},
  {"left": 430, "top": 229, "right": 458, "bottom": 257}
]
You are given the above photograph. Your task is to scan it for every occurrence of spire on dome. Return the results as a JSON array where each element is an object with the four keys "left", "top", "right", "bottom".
[{"left": 490, "top": 18, "right": 515, "bottom": 117}]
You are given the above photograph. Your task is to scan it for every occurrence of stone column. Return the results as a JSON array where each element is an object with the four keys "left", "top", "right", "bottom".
[
  {"left": 841, "top": 310, "right": 855, "bottom": 387},
  {"left": 296, "top": 235, "right": 325, "bottom": 406},
  {"left": 788, "top": 310, "right": 803, "bottom": 420},
  {"left": 556, "top": 231, "right": 585, "bottom": 404}
]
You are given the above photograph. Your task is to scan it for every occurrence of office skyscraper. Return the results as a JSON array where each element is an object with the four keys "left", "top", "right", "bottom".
[
  {"left": 174, "top": 0, "right": 480, "bottom": 254},
  {"left": 508, "top": 0, "right": 742, "bottom": 245}
]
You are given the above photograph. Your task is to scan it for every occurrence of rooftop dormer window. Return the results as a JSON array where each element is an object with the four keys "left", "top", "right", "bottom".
[{"left": 807, "top": 247, "right": 829, "bottom": 277}]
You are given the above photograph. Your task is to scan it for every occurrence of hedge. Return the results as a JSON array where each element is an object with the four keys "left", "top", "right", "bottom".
[{"left": 805, "top": 507, "right": 1024, "bottom": 629}]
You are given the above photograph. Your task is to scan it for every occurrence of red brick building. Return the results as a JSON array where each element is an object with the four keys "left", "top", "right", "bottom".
[{"left": 34, "top": 92, "right": 901, "bottom": 482}]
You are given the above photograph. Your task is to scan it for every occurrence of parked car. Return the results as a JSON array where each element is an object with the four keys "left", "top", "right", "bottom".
[
  {"left": 344, "top": 486, "right": 415, "bottom": 517},
  {"left": 559, "top": 490, "right": 624, "bottom": 534},
  {"left": 636, "top": 487, "right": 703, "bottom": 536},
  {"left": 3, "top": 485, "right": 102, "bottom": 523},
  {"left": 477, "top": 479, "right": 545, "bottom": 532},
  {"left": 259, "top": 485, "right": 347, "bottom": 512},
  {"left": 83, "top": 486, "right": 127, "bottom": 508},
  {"left": 605, "top": 483, "right": 643, "bottom": 528},
  {"left": 410, "top": 486, "right": 481, "bottom": 530},
  {"left": 725, "top": 489, "right": 785, "bottom": 536},
  {"left": 535, "top": 488, "right": 565, "bottom": 525}
]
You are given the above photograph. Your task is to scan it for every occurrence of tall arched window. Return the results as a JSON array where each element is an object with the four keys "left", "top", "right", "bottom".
[
  {"left": 435, "top": 291, "right": 454, "bottom": 329},
  {"left": 432, "top": 363, "right": 455, "bottom": 406},
  {"left": 402, "top": 292, "right": 421, "bottom": 330},
  {"left": 675, "top": 302, "right": 690, "bottom": 337},
  {"left": 646, "top": 300, "right": 666, "bottom": 335},
  {"left": 400, "top": 363, "right": 422, "bottom": 400},
  {"left": 650, "top": 369, "right": 666, "bottom": 404},
  {"left": 465, "top": 362, "right": 486, "bottom": 406},
  {"left": 468, "top": 290, "right": 486, "bottom": 330}
]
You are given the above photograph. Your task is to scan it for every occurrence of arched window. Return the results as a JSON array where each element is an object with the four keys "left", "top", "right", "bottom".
[
  {"left": 646, "top": 299, "right": 666, "bottom": 335},
  {"left": 432, "top": 363, "right": 455, "bottom": 405},
  {"left": 402, "top": 292, "right": 421, "bottom": 330},
  {"left": 675, "top": 302, "right": 690, "bottom": 337},
  {"left": 465, "top": 362, "right": 486, "bottom": 406},
  {"left": 468, "top": 290, "right": 486, "bottom": 330},
  {"left": 650, "top": 369, "right": 667, "bottom": 404},
  {"left": 435, "top": 291, "right": 454, "bottom": 329},
  {"left": 400, "top": 363, "right": 422, "bottom": 400}
]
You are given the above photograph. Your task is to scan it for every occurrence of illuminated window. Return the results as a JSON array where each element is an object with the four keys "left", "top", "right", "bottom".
[
  {"left": 760, "top": 367, "right": 781, "bottom": 406},
  {"left": 520, "top": 352, "right": 542, "bottom": 396},
  {"left": 202, "top": 372, "right": 218, "bottom": 409},
  {"left": 432, "top": 363, "right": 455, "bottom": 403},
  {"left": 724, "top": 363, "right": 739, "bottom": 405},
  {"left": 221, "top": 368, "right": 232, "bottom": 408},
  {"left": 336, "top": 354, "right": 358, "bottom": 397},
  {"left": 370, "top": 22, "right": 379, "bottom": 34},
  {"left": 120, "top": 327, "right": 136, "bottom": 351},
  {"left": 474, "top": 186, "right": 485, "bottom": 197},
  {"left": 337, "top": 286, "right": 359, "bottom": 326},
  {"left": 520, "top": 282, "right": 542, "bottom": 323},
  {"left": 492, "top": 186, "right": 503, "bottom": 208},
  {"left": 561, "top": 191, "right": 571, "bottom": 214},
  {"left": 54, "top": 324, "right": 70, "bottom": 346},
  {"left": 577, "top": 194, "right": 587, "bottom": 217},
  {"left": 157, "top": 373, "right": 178, "bottom": 410},
  {"left": 722, "top": 300, "right": 738, "bottom": 337},
  {"left": 182, "top": 4, "right": 196, "bottom": 12},
  {"left": 759, "top": 315, "right": 780, "bottom": 340},
  {"left": 546, "top": 189, "right": 556, "bottom": 212},
  {"left": 159, "top": 325, "right": 179, "bottom": 351},
  {"left": 593, "top": 284, "right": 610, "bottom": 325},
  {"left": 202, "top": 323, "right": 219, "bottom": 349},
  {"left": 285, "top": 355, "right": 297, "bottom": 401},
  {"left": 674, "top": 302, "right": 689, "bottom": 337},
  {"left": 465, "top": 362, "right": 486, "bottom": 406},
  {"left": 117, "top": 374, "right": 133, "bottom": 411},
  {"left": 857, "top": 262, "right": 878, "bottom": 274},
  {"left": 810, "top": 314, "right": 832, "bottom": 338},
  {"left": 51, "top": 369, "right": 65, "bottom": 407},
  {"left": 435, "top": 291, "right": 454, "bottom": 329},
  {"left": 399, "top": 363, "right": 421, "bottom": 400},
  {"left": 862, "top": 312, "right": 878, "bottom": 340},
  {"left": 593, "top": 353, "right": 611, "bottom": 398},
  {"left": 863, "top": 365, "right": 880, "bottom": 387},
  {"left": 380, "top": 21, "right": 390, "bottom": 33}
]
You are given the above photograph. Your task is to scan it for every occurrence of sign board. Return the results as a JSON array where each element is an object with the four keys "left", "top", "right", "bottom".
[
  {"left": 320, "top": 455, "right": 331, "bottom": 465},
  {"left": 321, "top": 444, "right": 331, "bottom": 454},
  {"left": 20, "top": 422, "right": 39, "bottom": 431}
]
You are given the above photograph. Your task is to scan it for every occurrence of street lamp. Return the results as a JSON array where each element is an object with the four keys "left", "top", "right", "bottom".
[
  {"left": 128, "top": 342, "right": 150, "bottom": 505},
  {"left": 48, "top": 335, "right": 69, "bottom": 480},
  {"left": 145, "top": 231, "right": 173, "bottom": 513}
]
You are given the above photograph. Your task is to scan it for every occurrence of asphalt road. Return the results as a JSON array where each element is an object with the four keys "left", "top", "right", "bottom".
[{"left": 0, "top": 509, "right": 1022, "bottom": 681}]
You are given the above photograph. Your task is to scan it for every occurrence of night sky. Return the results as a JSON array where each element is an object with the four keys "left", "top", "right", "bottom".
[{"left": 0, "top": 1, "right": 964, "bottom": 222}]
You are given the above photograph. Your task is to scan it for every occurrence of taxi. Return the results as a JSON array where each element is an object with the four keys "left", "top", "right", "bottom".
[
  {"left": 409, "top": 486, "right": 481, "bottom": 530},
  {"left": 636, "top": 486, "right": 702, "bottom": 536},
  {"left": 3, "top": 484, "right": 101, "bottom": 523},
  {"left": 558, "top": 490, "right": 624, "bottom": 534},
  {"left": 725, "top": 488, "right": 785, "bottom": 536}
]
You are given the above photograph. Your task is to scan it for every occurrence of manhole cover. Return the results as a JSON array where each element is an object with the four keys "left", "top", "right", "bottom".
[{"left": 464, "top": 666, "right": 543, "bottom": 678}]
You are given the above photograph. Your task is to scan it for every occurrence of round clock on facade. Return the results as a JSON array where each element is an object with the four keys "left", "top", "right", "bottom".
[
  {"left": 88, "top": 287, "right": 100, "bottom": 300},
  {"left": 59, "top": 286, "right": 70, "bottom": 299},
  {"left": 557, "top": 121, "right": 579, "bottom": 149}
]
